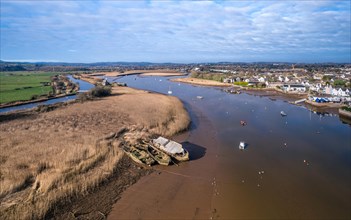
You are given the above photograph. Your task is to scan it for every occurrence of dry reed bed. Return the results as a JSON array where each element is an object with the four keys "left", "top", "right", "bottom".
[{"left": 0, "top": 87, "right": 190, "bottom": 219}]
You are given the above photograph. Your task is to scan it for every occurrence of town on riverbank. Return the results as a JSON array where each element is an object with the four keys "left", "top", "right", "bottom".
[{"left": 1, "top": 61, "right": 351, "bottom": 116}]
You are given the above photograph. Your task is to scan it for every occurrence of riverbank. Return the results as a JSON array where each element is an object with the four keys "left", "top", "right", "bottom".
[
  {"left": 172, "top": 77, "right": 346, "bottom": 114},
  {"left": 0, "top": 92, "right": 77, "bottom": 109},
  {"left": 0, "top": 86, "right": 190, "bottom": 219},
  {"left": 171, "top": 77, "right": 231, "bottom": 87}
]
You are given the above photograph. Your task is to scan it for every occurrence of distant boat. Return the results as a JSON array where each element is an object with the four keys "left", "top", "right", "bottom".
[
  {"left": 168, "top": 86, "right": 172, "bottom": 95},
  {"left": 196, "top": 96, "right": 203, "bottom": 99},
  {"left": 239, "top": 141, "right": 246, "bottom": 150},
  {"left": 280, "top": 111, "right": 287, "bottom": 116},
  {"left": 240, "top": 120, "right": 247, "bottom": 126}
]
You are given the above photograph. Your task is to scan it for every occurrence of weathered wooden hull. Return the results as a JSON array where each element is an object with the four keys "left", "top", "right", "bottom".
[
  {"left": 147, "top": 145, "right": 171, "bottom": 166},
  {"left": 172, "top": 149, "right": 189, "bottom": 162},
  {"left": 123, "top": 146, "right": 155, "bottom": 166}
]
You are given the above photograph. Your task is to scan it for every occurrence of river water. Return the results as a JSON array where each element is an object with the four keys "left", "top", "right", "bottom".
[{"left": 108, "top": 75, "right": 350, "bottom": 219}]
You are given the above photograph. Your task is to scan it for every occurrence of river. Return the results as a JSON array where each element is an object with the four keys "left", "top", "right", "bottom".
[
  {"left": 107, "top": 75, "right": 350, "bottom": 219},
  {"left": 1, "top": 74, "right": 350, "bottom": 218}
]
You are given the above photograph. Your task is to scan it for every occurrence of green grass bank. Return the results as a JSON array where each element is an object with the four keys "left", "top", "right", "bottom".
[{"left": 0, "top": 71, "right": 58, "bottom": 104}]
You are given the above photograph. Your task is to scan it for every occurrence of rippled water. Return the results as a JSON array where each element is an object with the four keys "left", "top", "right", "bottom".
[{"left": 110, "top": 75, "right": 351, "bottom": 219}]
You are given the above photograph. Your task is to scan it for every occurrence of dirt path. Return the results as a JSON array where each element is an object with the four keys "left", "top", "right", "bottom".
[{"left": 108, "top": 104, "right": 220, "bottom": 219}]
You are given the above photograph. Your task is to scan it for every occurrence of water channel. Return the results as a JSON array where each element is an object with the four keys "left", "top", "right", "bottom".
[{"left": 109, "top": 75, "right": 351, "bottom": 219}]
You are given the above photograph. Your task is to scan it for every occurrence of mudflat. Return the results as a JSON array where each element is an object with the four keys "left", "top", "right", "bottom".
[
  {"left": 108, "top": 105, "right": 221, "bottom": 220},
  {"left": 0, "top": 86, "right": 190, "bottom": 219}
]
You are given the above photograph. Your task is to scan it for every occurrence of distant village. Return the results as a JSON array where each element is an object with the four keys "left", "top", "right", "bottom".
[{"left": 189, "top": 63, "right": 351, "bottom": 105}]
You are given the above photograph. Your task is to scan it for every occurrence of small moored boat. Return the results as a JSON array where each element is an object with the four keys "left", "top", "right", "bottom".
[
  {"left": 168, "top": 86, "right": 172, "bottom": 95},
  {"left": 280, "top": 111, "right": 287, "bottom": 116},
  {"left": 240, "top": 120, "right": 247, "bottom": 126},
  {"left": 153, "top": 137, "right": 189, "bottom": 161},
  {"left": 239, "top": 141, "right": 246, "bottom": 150}
]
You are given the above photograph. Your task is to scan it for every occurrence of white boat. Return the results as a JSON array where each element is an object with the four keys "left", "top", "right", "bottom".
[
  {"left": 239, "top": 141, "right": 246, "bottom": 150},
  {"left": 168, "top": 86, "right": 172, "bottom": 95},
  {"left": 153, "top": 137, "right": 189, "bottom": 161},
  {"left": 196, "top": 96, "right": 203, "bottom": 99},
  {"left": 280, "top": 111, "right": 287, "bottom": 116}
]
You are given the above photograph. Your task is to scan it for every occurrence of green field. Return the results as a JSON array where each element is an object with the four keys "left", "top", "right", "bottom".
[{"left": 0, "top": 71, "right": 58, "bottom": 104}]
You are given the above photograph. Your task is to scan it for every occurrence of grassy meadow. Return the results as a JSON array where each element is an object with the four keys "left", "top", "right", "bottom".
[{"left": 0, "top": 71, "right": 57, "bottom": 104}]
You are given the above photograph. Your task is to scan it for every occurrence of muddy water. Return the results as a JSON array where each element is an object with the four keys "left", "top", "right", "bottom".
[{"left": 108, "top": 75, "right": 351, "bottom": 219}]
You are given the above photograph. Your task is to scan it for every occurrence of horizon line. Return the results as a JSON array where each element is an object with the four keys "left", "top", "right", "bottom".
[{"left": 2, "top": 60, "right": 351, "bottom": 65}]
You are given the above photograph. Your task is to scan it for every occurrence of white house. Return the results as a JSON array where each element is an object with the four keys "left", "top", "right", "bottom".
[
  {"left": 282, "top": 84, "right": 306, "bottom": 93},
  {"left": 301, "top": 81, "right": 310, "bottom": 87},
  {"left": 331, "top": 88, "right": 350, "bottom": 97},
  {"left": 324, "top": 85, "right": 333, "bottom": 95},
  {"left": 223, "top": 77, "right": 235, "bottom": 83},
  {"left": 258, "top": 77, "right": 265, "bottom": 82}
]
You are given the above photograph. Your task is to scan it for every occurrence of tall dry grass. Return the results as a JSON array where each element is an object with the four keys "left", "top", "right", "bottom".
[{"left": 0, "top": 88, "right": 190, "bottom": 219}]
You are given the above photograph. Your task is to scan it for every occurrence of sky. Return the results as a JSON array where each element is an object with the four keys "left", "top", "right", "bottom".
[{"left": 0, "top": 0, "right": 350, "bottom": 63}]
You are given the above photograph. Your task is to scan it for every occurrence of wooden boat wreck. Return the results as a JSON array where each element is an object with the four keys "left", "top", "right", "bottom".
[
  {"left": 141, "top": 141, "right": 171, "bottom": 166},
  {"left": 123, "top": 145, "right": 155, "bottom": 166},
  {"left": 152, "top": 137, "right": 189, "bottom": 162}
]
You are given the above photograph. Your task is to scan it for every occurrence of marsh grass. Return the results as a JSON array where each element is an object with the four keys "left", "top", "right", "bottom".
[{"left": 0, "top": 89, "right": 190, "bottom": 219}]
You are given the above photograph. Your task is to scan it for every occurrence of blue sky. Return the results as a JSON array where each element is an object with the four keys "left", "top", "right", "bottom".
[{"left": 1, "top": 0, "right": 350, "bottom": 63}]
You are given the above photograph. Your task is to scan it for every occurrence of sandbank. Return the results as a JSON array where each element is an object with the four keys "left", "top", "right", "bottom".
[{"left": 171, "top": 77, "right": 231, "bottom": 87}]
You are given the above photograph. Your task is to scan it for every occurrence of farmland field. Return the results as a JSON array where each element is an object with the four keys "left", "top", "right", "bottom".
[{"left": 0, "top": 71, "right": 57, "bottom": 104}]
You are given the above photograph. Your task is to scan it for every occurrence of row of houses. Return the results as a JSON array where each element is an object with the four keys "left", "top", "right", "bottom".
[
  {"left": 310, "top": 84, "right": 350, "bottom": 97},
  {"left": 223, "top": 76, "right": 350, "bottom": 97}
]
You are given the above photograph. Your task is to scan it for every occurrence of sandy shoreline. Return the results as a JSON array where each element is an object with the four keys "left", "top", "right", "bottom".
[
  {"left": 0, "top": 86, "right": 190, "bottom": 219},
  {"left": 171, "top": 77, "right": 232, "bottom": 87}
]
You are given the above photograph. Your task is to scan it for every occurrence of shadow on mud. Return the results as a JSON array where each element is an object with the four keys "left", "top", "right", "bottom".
[{"left": 182, "top": 141, "right": 206, "bottom": 161}]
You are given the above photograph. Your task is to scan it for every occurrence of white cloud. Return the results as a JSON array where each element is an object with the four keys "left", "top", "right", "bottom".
[{"left": 0, "top": 0, "right": 350, "bottom": 62}]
